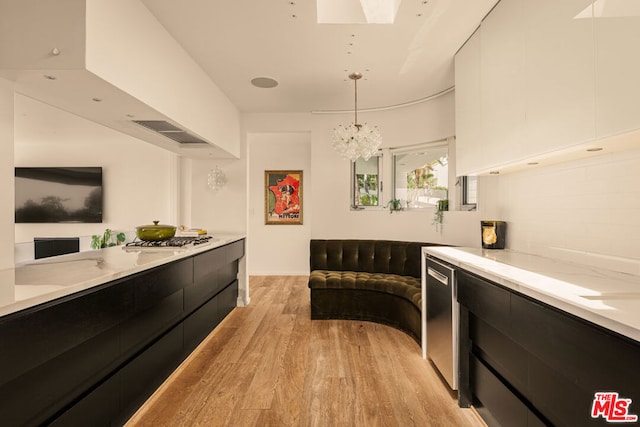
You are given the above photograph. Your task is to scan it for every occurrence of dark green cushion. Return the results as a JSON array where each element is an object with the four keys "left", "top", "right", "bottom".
[
  {"left": 309, "top": 270, "right": 422, "bottom": 310},
  {"left": 309, "top": 239, "right": 439, "bottom": 279}
]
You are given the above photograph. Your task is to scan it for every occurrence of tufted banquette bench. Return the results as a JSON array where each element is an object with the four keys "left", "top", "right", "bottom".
[{"left": 308, "top": 239, "right": 440, "bottom": 344}]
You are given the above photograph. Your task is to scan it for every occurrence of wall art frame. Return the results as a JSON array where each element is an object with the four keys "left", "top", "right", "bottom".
[{"left": 265, "top": 170, "right": 303, "bottom": 225}]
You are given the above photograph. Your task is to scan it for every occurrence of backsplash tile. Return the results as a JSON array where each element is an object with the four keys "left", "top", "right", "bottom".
[{"left": 481, "top": 148, "right": 640, "bottom": 276}]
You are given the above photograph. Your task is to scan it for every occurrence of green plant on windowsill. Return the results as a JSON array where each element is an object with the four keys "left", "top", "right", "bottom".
[
  {"left": 433, "top": 199, "right": 449, "bottom": 232},
  {"left": 386, "top": 198, "right": 403, "bottom": 214},
  {"left": 432, "top": 186, "right": 449, "bottom": 232},
  {"left": 91, "top": 229, "right": 126, "bottom": 249}
]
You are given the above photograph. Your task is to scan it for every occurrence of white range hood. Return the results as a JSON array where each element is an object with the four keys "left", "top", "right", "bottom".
[{"left": 0, "top": 0, "right": 240, "bottom": 159}]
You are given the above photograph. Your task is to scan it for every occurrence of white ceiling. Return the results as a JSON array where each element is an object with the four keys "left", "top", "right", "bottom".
[{"left": 141, "top": 0, "right": 498, "bottom": 114}]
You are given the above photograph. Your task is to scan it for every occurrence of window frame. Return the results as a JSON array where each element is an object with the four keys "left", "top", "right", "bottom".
[
  {"left": 460, "top": 175, "right": 478, "bottom": 211},
  {"left": 350, "top": 154, "right": 383, "bottom": 210},
  {"left": 390, "top": 140, "right": 449, "bottom": 211}
]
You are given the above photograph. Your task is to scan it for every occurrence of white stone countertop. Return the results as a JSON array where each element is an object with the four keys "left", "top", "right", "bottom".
[
  {"left": 0, "top": 234, "right": 245, "bottom": 318},
  {"left": 423, "top": 246, "right": 640, "bottom": 343}
]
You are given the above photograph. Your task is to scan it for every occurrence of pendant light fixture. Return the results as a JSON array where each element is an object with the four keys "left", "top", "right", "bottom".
[{"left": 332, "top": 72, "right": 382, "bottom": 161}]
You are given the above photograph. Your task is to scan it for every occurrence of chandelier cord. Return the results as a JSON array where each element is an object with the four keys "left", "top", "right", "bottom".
[
  {"left": 332, "top": 71, "right": 381, "bottom": 161},
  {"left": 354, "top": 76, "right": 358, "bottom": 126}
]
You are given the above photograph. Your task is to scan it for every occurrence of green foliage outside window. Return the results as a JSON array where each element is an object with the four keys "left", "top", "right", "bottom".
[{"left": 356, "top": 174, "right": 379, "bottom": 206}]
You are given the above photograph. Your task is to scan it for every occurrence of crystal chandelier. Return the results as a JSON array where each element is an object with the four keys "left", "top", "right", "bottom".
[
  {"left": 207, "top": 166, "right": 227, "bottom": 192},
  {"left": 332, "top": 72, "right": 382, "bottom": 161}
]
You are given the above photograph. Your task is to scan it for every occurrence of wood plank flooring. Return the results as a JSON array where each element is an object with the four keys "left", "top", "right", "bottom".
[{"left": 126, "top": 276, "right": 484, "bottom": 427}]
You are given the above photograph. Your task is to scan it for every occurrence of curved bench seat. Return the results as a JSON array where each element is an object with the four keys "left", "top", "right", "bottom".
[
  {"left": 309, "top": 270, "right": 422, "bottom": 309},
  {"left": 308, "top": 240, "right": 441, "bottom": 344}
]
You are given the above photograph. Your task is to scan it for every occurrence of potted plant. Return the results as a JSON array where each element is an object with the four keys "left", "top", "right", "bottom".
[
  {"left": 433, "top": 187, "right": 449, "bottom": 231},
  {"left": 386, "top": 198, "right": 403, "bottom": 214},
  {"left": 91, "top": 229, "right": 126, "bottom": 249}
]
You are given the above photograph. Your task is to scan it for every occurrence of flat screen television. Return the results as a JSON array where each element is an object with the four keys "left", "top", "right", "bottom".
[{"left": 15, "top": 167, "right": 103, "bottom": 223}]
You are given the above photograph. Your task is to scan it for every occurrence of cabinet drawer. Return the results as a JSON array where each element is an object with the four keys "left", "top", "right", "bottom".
[
  {"left": 130, "top": 258, "right": 192, "bottom": 313},
  {"left": 226, "top": 239, "right": 245, "bottom": 263},
  {"left": 186, "top": 261, "right": 237, "bottom": 313},
  {"left": 471, "top": 315, "right": 528, "bottom": 397},
  {"left": 472, "top": 354, "right": 545, "bottom": 427},
  {"left": 510, "top": 293, "right": 640, "bottom": 397},
  {"left": 0, "top": 281, "right": 131, "bottom": 387},
  {"left": 184, "top": 294, "right": 219, "bottom": 354},
  {"left": 119, "top": 324, "right": 184, "bottom": 421},
  {"left": 458, "top": 270, "right": 510, "bottom": 335},
  {"left": 49, "top": 369, "right": 120, "bottom": 427},
  {"left": 217, "top": 280, "right": 238, "bottom": 322},
  {"left": 194, "top": 246, "right": 227, "bottom": 282}
]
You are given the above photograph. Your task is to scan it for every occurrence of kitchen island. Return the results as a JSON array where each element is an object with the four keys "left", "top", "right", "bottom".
[
  {"left": 423, "top": 247, "right": 639, "bottom": 426},
  {"left": 0, "top": 234, "right": 245, "bottom": 426}
]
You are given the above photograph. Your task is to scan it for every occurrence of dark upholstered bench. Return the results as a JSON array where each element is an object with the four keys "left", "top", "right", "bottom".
[{"left": 308, "top": 239, "right": 440, "bottom": 344}]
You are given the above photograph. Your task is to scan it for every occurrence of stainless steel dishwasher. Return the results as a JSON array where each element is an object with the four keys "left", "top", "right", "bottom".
[{"left": 425, "top": 255, "right": 459, "bottom": 390}]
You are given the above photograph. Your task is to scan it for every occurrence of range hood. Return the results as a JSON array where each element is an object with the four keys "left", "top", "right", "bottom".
[
  {"left": 0, "top": 0, "right": 240, "bottom": 159},
  {"left": 132, "top": 120, "right": 209, "bottom": 145}
]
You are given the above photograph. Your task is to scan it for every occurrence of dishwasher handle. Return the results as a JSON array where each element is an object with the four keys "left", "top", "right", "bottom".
[{"left": 427, "top": 266, "right": 449, "bottom": 286}]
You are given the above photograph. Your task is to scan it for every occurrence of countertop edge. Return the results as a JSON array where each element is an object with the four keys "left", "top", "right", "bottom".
[
  {"left": 1, "top": 234, "right": 246, "bottom": 318},
  {"left": 423, "top": 247, "right": 640, "bottom": 343}
]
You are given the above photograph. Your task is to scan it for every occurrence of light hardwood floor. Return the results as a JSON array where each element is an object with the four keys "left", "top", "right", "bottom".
[{"left": 126, "top": 276, "right": 484, "bottom": 427}]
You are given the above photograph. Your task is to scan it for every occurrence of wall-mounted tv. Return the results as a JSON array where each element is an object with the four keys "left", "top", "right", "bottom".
[{"left": 15, "top": 167, "right": 103, "bottom": 223}]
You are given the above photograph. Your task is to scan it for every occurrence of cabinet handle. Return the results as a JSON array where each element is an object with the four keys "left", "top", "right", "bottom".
[{"left": 428, "top": 267, "right": 449, "bottom": 286}]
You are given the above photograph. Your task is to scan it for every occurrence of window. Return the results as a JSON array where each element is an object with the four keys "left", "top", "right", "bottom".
[
  {"left": 461, "top": 175, "right": 477, "bottom": 210},
  {"left": 393, "top": 143, "right": 448, "bottom": 209},
  {"left": 351, "top": 155, "right": 382, "bottom": 208}
]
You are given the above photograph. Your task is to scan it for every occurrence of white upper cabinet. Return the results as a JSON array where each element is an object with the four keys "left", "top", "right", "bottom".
[
  {"left": 479, "top": 0, "right": 526, "bottom": 171},
  {"left": 523, "top": 0, "right": 595, "bottom": 153},
  {"left": 595, "top": 3, "right": 640, "bottom": 138},
  {"left": 455, "top": 29, "right": 482, "bottom": 176},
  {"left": 456, "top": 0, "right": 640, "bottom": 176}
]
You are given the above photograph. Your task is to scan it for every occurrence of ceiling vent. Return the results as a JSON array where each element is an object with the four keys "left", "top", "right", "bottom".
[{"left": 132, "top": 120, "right": 209, "bottom": 145}]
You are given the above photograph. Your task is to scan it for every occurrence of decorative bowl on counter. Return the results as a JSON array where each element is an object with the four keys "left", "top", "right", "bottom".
[{"left": 135, "top": 221, "right": 177, "bottom": 241}]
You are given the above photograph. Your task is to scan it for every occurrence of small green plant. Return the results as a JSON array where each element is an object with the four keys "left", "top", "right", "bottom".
[
  {"left": 91, "top": 229, "right": 126, "bottom": 249},
  {"left": 386, "top": 198, "right": 403, "bottom": 214},
  {"left": 433, "top": 199, "right": 449, "bottom": 232}
]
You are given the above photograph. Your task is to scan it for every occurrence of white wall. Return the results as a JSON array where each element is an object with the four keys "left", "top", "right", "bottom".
[
  {"left": 247, "top": 132, "right": 312, "bottom": 275},
  {"left": 242, "top": 92, "right": 482, "bottom": 275},
  {"left": 0, "top": 78, "right": 15, "bottom": 269},
  {"left": 480, "top": 149, "right": 640, "bottom": 275},
  {"left": 14, "top": 94, "right": 177, "bottom": 245},
  {"left": 181, "top": 156, "right": 246, "bottom": 235}
]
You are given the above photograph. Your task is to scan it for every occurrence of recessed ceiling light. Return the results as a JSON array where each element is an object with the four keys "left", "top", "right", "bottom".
[
  {"left": 43, "top": 75, "right": 57, "bottom": 80},
  {"left": 251, "top": 77, "right": 279, "bottom": 89},
  {"left": 587, "top": 147, "right": 603, "bottom": 152},
  {"left": 92, "top": 97, "right": 102, "bottom": 102},
  {"left": 527, "top": 162, "right": 539, "bottom": 165}
]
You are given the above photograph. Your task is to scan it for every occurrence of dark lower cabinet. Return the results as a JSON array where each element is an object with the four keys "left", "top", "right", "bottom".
[
  {"left": 472, "top": 354, "right": 545, "bottom": 427},
  {"left": 0, "top": 239, "right": 244, "bottom": 427},
  {"left": 119, "top": 324, "right": 185, "bottom": 423},
  {"left": 457, "top": 269, "right": 640, "bottom": 427},
  {"left": 184, "top": 288, "right": 220, "bottom": 354},
  {"left": 50, "top": 366, "right": 121, "bottom": 427}
]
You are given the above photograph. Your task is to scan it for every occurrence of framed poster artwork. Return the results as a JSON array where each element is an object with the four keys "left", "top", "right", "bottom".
[{"left": 265, "top": 170, "right": 303, "bottom": 225}]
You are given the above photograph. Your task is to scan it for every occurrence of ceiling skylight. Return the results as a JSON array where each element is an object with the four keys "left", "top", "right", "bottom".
[
  {"left": 317, "top": 0, "right": 402, "bottom": 24},
  {"left": 574, "top": 0, "right": 640, "bottom": 19}
]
